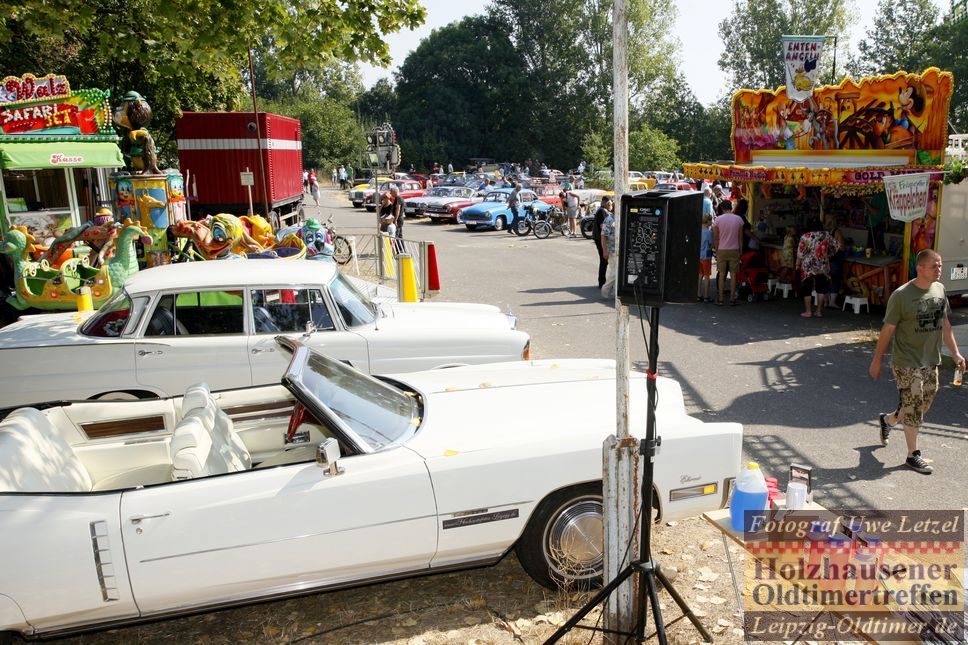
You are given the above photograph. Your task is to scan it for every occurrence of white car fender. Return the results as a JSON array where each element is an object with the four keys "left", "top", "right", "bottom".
[{"left": 0, "top": 594, "right": 28, "bottom": 635}]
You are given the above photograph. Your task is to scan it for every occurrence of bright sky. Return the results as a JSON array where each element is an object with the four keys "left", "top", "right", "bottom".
[{"left": 358, "top": 0, "right": 947, "bottom": 106}]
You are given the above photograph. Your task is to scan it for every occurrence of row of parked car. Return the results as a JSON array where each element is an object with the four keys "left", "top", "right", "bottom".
[{"left": 346, "top": 173, "right": 622, "bottom": 231}]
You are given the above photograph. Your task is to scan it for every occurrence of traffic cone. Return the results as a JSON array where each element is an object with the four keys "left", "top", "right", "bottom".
[
  {"left": 426, "top": 242, "right": 440, "bottom": 294},
  {"left": 398, "top": 254, "right": 419, "bottom": 302}
]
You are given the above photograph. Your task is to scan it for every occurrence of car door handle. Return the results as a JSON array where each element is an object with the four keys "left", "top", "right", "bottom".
[
  {"left": 251, "top": 347, "right": 276, "bottom": 354},
  {"left": 129, "top": 512, "right": 170, "bottom": 524},
  {"left": 138, "top": 350, "right": 164, "bottom": 356}
]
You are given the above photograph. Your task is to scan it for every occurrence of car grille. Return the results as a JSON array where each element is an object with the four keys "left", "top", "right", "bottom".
[
  {"left": 426, "top": 205, "right": 451, "bottom": 214},
  {"left": 463, "top": 213, "right": 489, "bottom": 221},
  {"left": 350, "top": 191, "right": 364, "bottom": 200}
]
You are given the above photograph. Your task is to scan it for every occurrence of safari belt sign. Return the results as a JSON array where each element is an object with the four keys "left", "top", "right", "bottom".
[
  {"left": 731, "top": 67, "right": 953, "bottom": 165},
  {"left": 0, "top": 73, "right": 115, "bottom": 137}
]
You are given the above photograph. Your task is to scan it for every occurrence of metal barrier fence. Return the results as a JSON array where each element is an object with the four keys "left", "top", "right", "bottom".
[{"left": 337, "top": 233, "right": 432, "bottom": 300}]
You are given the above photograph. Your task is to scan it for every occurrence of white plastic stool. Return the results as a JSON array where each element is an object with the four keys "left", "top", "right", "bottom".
[
  {"left": 767, "top": 278, "right": 778, "bottom": 294},
  {"left": 843, "top": 295, "right": 869, "bottom": 314},
  {"left": 775, "top": 282, "right": 793, "bottom": 298}
]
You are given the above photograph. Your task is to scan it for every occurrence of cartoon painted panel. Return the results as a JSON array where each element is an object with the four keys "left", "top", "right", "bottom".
[{"left": 732, "top": 68, "right": 953, "bottom": 164}]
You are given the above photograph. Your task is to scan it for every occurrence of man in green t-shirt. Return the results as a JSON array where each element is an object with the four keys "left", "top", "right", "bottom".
[{"left": 869, "top": 249, "right": 965, "bottom": 474}]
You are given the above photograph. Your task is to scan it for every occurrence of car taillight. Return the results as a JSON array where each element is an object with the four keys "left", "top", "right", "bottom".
[{"left": 522, "top": 340, "right": 531, "bottom": 361}]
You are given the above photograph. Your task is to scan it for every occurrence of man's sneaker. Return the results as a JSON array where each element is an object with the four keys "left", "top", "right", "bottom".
[
  {"left": 905, "top": 451, "right": 933, "bottom": 474},
  {"left": 878, "top": 413, "right": 891, "bottom": 446}
]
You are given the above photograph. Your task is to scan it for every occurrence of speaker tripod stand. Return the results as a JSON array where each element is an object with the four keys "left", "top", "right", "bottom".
[{"left": 546, "top": 306, "right": 712, "bottom": 644}]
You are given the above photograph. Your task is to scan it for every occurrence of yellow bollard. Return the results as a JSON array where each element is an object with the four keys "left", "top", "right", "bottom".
[
  {"left": 398, "top": 253, "right": 419, "bottom": 302},
  {"left": 382, "top": 235, "right": 396, "bottom": 278},
  {"left": 76, "top": 286, "right": 93, "bottom": 312}
]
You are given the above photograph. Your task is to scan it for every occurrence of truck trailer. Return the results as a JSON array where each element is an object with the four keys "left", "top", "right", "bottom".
[{"left": 176, "top": 112, "right": 303, "bottom": 228}]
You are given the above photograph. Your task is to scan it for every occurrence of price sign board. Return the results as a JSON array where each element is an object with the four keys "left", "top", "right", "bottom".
[{"left": 240, "top": 171, "right": 255, "bottom": 186}]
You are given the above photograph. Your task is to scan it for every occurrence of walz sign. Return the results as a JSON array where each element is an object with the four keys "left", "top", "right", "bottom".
[{"left": 883, "top": 173, "right": 932, "bottom": 222}]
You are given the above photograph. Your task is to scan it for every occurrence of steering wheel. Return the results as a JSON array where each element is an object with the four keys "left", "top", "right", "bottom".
[{"left": 285, "top": 402, "right": 319, "bottom": 443}]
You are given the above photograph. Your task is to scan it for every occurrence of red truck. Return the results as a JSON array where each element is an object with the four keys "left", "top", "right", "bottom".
[{"left": 176, "top": 111, "right": 303, "bottom": 228}]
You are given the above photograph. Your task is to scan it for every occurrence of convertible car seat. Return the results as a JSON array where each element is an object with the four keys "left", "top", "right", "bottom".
[
  {"left": 0, "top": 408, "right": 93, "bottom": 493},
  {"left": 171, "top": 383, "right": 251, "bottom": 480}
]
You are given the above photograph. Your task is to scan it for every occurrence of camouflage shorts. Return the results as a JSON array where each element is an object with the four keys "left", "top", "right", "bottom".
[{"left": 891, "top": 366, "right": 939, "bottom": 427}]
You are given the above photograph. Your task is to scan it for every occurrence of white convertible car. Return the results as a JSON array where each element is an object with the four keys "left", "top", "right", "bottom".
[
  {"left": 0, "top": 340, "right": 742, "bottom": 640},
  {"left": 0, "top": 261, "right": 530, "bottom": 409}
]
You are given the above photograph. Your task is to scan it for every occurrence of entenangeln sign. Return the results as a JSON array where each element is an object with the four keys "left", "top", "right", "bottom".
[
  {"left": 883, "top": 173, "right": 932, "bottom": 222},
  {"left": 781, "top": 35, "right": 825, "bottom": 102}
]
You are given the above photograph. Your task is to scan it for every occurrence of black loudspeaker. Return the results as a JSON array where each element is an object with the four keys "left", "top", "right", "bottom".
[{"left": 617, "top": 190, "right": 703, "bottom": 307}]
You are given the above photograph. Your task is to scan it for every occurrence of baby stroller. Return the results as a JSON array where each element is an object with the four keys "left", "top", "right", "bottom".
[{"left": 735, "top": 250, "right": 770, "bottom": 302}]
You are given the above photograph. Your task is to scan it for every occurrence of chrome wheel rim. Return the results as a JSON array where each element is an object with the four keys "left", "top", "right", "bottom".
[{"left": 544, "top": 496, "right": 603, "bottom": 582}]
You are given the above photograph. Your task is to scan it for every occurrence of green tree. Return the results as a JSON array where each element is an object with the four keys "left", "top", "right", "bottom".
[
  {"left": 355, "top": 79, "right": 398, "bottom": 126},
  {"left": 718, "top": 0, "right": 854, "bottom": 90},
  {"left": 639, "top": 75, "right": 708, "bottom": 164},
  {"left": 263, "top": 96, "right": 364, "bottom": 172},
  {"left": 393, "top": 15, "right": 531, "bottom": 169},
  {"left": 490, "top": 0, "right": 678, "bottom": 168},
  {"left": 850, "top": 0, "right": 940, "bottom": 77},
  {"left": 581, "top": 130, "right": 612, "bottom": 172},
  {"left": 928, "top": 8, "right": 967, "bottom": 131},
  {"left": 628, "top": 123, "right": 679, "bottom": 171}
]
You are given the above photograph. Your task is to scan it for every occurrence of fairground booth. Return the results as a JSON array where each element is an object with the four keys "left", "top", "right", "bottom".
[
  {"left": 0, "top": 73, "right": 122, "bottom": 241},
  {"left": 685, "top": 67, "right": 953, "bottom": 305}
]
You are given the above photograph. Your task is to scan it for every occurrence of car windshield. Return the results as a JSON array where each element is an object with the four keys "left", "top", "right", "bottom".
[
  {"left": 80, "top": 290, "right": 134, "bottom": 337},
  {"left": 428, "top": 187, "right": 450, "bottom": 197},
  {"left": 298, "top": 349, "right": 419, "bottom": 450},
  {"left": 484, "top": 192, "right": 508, "bottom": 203},
  {"left": 329, "top": 274, "right": 377, "bottom": 327}
]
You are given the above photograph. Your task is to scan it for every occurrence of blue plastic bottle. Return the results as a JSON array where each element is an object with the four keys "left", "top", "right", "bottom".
[{"left": 729, "top": 462, "right": 769, "bottom": 533}]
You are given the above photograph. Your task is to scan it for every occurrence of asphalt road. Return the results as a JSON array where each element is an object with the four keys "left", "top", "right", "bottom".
[{"left": 312, "top": 185, "right": 968, "bottom": 514}]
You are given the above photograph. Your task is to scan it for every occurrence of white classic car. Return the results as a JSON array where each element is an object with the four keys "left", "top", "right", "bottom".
[
  {"left": 0, "top": 339, "right": 742, "bottom": 640},
  {"left": 0, "top": 261, "right": 530, "bottom": 409}
]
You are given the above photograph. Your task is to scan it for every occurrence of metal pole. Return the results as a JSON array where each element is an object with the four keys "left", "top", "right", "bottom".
[
  {"left": 603, "top": 0, "right": 636, "bottom": 641},
  {"left": 247, "top": 41, "right": 271, "bottom": 219},
  {"left": 831, "top": 35, "right": 838, "bottom": 84}
]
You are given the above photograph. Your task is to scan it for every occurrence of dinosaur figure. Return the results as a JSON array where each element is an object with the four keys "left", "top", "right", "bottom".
[{"left": 0, "top": 222, "right": 148, "bottom": 311}]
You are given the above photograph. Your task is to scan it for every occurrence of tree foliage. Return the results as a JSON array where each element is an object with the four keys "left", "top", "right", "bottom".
[
  {"left": 718, "top": 0, "right": 854, "bottom": 90},
  {"left": 629, "top": 123, "right": 679, "bottom": 171},
  {"left": 850, "top": 0, "right": 940, "bottom": 78},
  {"left": 392, "top": 15, "right": 531, "bottom": 169},
  {"left": 931, "top": 11, "right": 968, "bottom": 131},
  {"left": 355, "top": 78, "right": 398, "bottom": 126},
  {"left": 262, "top": 96, "right": 364, "bottom": 172},
  {"left": 487, "top": 0, "right": 678, "bottom": 168}
]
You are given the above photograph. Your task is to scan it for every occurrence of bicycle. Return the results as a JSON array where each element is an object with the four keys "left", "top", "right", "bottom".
[{"left": 324, "top": 215, "right": 353, "bottom": 265}]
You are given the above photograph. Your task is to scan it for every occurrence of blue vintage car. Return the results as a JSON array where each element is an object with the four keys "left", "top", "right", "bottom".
[{"left": 457, "top": 188, "right": 551, "bottom": 231}]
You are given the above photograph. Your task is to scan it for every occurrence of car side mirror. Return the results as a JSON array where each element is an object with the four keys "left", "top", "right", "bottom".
[
  {"left": 303, "top": 320, "right": 317, "bottom": 337},
  {"left": 316, "top": 438, "right": 344, "bottom": 477}
]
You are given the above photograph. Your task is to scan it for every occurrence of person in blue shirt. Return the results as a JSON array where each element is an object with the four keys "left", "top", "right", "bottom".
[
  {"left": 702, "top": 187, "right": 715, "bottom": 219},
  {"left": 699, "top": 214, "right": 714, "bottom": 301}
]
